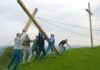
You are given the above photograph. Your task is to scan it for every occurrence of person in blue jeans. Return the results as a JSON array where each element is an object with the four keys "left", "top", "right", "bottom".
[
  {"left": 7, "top": 31, "right": 26, "bottom": 70},
  {"left": 46, "top": 34, "right": 55, "bottom": 58},
  {"left": 59, "top": 39, "right": 71, "bottom": 55}
]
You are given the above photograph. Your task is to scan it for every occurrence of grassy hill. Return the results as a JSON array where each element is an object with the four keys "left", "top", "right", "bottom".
[{"left": 0, "top": 46, "right": 100, "bottom": 70}]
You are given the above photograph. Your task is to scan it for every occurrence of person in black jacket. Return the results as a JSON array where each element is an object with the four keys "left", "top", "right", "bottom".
[
  {"left": 37, "top": 32, "right": 46, "bottom": 59},
  {"left": 59, "top": 39, "right": 71, "bottom": 55}
]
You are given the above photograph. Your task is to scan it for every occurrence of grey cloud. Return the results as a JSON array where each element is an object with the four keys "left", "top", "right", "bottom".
[
  {"left": 0, "top": 0, "right": 100, "bottom": 45},
  {"left": 93, "top": 5, "right": 100, "bottom": 17}
]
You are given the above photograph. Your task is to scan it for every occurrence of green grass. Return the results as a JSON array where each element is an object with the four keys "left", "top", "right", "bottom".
[
  {"left": 0, "top": 46, "right": 100, "bottom": 70},
  {"left": 0, "top": 47, "right": 13, "bottom": 69}
]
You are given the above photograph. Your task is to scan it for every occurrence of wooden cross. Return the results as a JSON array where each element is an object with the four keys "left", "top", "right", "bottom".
[
  {"left": 17, "top": 0, "right": 60, "bottom": 55},
  {"left": 86, "top": 3, "right": 94, "bottom": 48}
]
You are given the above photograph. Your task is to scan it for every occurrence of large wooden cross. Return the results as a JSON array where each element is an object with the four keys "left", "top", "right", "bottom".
[{"left": 17, "top": 0, "right": 60, "bottom": 55}]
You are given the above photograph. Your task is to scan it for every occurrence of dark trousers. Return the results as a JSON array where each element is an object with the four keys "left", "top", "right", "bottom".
[
  {"left": 37, "top": 45, "right": 46, "bottom": 59},
  {"left": 32, "top": 46, "right": 39, "bottom": 59}
]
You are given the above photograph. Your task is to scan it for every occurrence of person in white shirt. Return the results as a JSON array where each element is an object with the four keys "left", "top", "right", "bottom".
[{"left": 7, "top": 31, "right": 26, "bottom": 70}]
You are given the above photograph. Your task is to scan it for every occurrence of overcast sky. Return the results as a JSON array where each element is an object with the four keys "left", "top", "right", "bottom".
[{"left": 0, "top": 0, "right": 100, "bottom": 46}]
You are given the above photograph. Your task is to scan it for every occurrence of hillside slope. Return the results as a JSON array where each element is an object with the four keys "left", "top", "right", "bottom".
[
  {"left": 18, "top": 46, "right": 100, "bottom": 70},
  {"left": 0, "top": 46, "right": 100, "bottom": 70}
]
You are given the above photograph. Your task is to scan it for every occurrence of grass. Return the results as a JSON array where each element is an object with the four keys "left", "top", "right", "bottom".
[
  {"left": 0, "top": 47, "right": 13, "bottom": 69},
  {"left": 0, "top": 46, "right": 100, "bottom": 70}
]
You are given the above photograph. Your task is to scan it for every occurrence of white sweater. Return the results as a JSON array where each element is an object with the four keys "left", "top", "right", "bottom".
[{"left": 13, "top": 33, "right": 27, "bottom": 50}]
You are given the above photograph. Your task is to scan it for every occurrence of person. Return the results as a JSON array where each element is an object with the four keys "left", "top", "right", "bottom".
[
  {"left": 32, "top": 36, "right": 39, "bottom": 59},
  {"left": 37, "top": 32, "right": 46, "bottom": 59},
  {"left": 7, "top": 31, "right": 26, "bottom": 70},
  {"left": 46, "top": 34, "right": 55, "bottom": 58},
  {"left": 22, "top": 34, "right": 32, "bottom": 64},
  {"left": 59, "top": 39, "right": 71, "bottom": 55}
]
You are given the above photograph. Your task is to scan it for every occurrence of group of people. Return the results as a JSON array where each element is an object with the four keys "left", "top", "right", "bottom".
[{"left": 7, "top": 30, "right": 71, "bottom": 70}]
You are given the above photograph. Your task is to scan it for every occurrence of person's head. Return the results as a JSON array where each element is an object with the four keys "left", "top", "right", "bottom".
[
  {"left": 51, "top": 34, "right": 54, "bottom": 38},
  {"left": 16, "top": 33, "right": 21, "bottom": 37},
  {"left": 38, "top": 32, "right": 43, "bottom": 37},
  {"left": 35, "top": 36, "right": 37, "bottom": 39},
  {"left": 65, "top": 39, "right": 68, "bottom": 42}
]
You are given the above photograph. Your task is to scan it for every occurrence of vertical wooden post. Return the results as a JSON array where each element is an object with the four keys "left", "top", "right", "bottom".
[{"left": 86, "top": 2, "right": 93, "bottom": 48}]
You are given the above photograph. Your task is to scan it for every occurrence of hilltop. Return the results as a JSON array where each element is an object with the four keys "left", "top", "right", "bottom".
[{"left": 0, "top": 46, "right": 100, "bottom": 70}]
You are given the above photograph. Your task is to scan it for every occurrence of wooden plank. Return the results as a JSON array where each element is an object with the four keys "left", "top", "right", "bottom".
[{"left": 23, "top": 8, "right": 38, "bottom": 32}]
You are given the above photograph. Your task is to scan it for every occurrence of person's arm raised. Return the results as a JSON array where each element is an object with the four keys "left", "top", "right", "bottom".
[{"left": 21, "top": 30, "right": 27, "bottom": 40}]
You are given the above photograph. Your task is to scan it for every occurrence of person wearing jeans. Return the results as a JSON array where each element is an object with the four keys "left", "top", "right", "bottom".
[
  {"left": 59, "top": 39, "right": 71, "bottom": 55},
  {"left": 7, "top": 32, "right": 26, "bottom": 70},
  {"left": 46, "top": 34, "right": 55, "bottom": 58},
  {"left": 7, "top": 49, "right": 21, "bottom": 70},
  {"left": 59, "top": 44, "right": 65, "bottom": 54}
]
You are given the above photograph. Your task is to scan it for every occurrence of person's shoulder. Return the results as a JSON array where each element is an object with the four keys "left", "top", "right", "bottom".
[
  {"left": 23, "top": 32, "right": 28, "bottom": 36},
  {"left": 63, "top": 40, "right": 65, "bottom": 41},
  {"left": 60, "top": 40, "right": 64, "bottom": 42},
  {"left": 15, "top": 37, "right": 21, "bottom": 41},
  {"left": 14, "top": 37, "right": 17, "bottom": 40},
  {"left": 22, "top": 32, "right": 27, "bottom": 35}
]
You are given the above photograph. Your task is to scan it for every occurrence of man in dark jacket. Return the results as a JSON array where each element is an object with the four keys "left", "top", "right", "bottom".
[
  {"left": 37, "top": 32, "right": 46, "bottom": 59},
  {"left": 59, "top": 39, "right": 71, "bottom": 54}
]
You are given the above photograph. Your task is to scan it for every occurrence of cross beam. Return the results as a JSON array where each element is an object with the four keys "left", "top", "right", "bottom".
[
  {"left": 86, "top": 9, "right": 92, "bottom": 15},
  {"left": 23, "top": 8, "right": 38, "bottom": 32},
  {"left": 17, "top": 0, "right": 48, "bottom": 39}
]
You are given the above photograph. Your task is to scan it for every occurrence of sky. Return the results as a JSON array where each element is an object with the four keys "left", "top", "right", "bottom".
[{"left": 0, "top": 0, "right": 100, "bottom": 46}]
